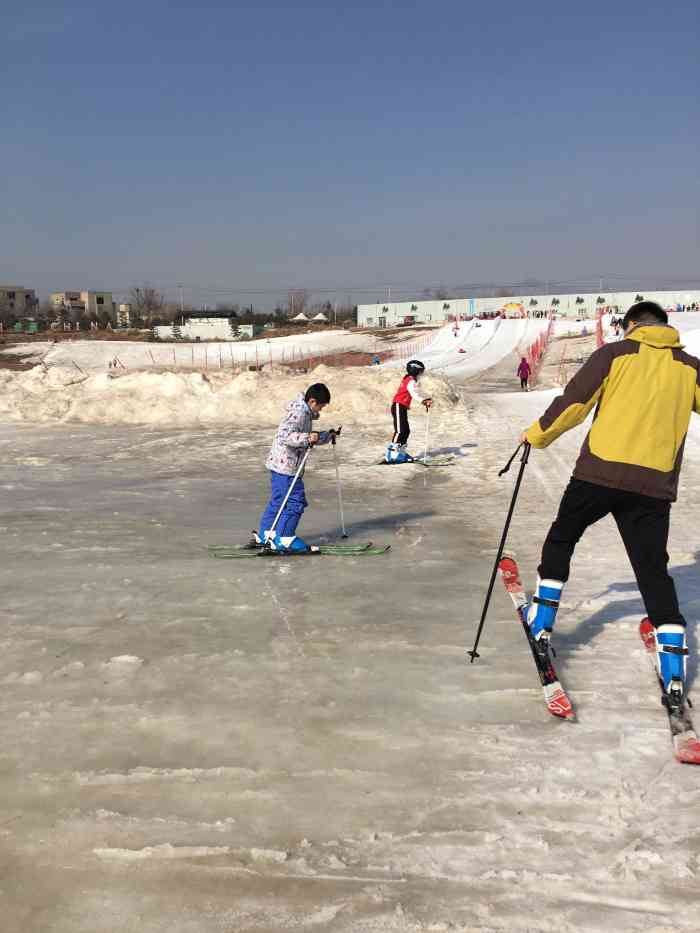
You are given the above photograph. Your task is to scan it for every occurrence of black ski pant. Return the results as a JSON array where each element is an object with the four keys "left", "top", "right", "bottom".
[
  {"left": 520, "top": 377, "right": 528, "bottom": 389},
  {"left": 539, "top": 478, "right": 685, "bottom": 628},
  {"left": 391, "top": 402, "right": 410, "bottom": 446}
]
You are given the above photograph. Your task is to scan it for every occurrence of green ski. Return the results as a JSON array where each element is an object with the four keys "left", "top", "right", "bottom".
[
  {"left": 208, "top": 541, "right": 374, "bottom": 554},
  {"left": 210, "top": 544, "right": 390, "bottom": 559}
]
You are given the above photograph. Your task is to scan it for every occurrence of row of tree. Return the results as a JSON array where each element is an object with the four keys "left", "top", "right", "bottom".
[{"left": 0, "top": 286, "right": 358, "bottom": 331}]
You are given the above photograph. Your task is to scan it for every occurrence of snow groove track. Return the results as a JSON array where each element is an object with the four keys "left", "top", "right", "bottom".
[{"left": 393, "top": 317, "right": 551, "bottom": 382}]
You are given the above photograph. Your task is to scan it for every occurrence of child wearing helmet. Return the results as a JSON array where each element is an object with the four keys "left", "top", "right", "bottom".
[{"left": 386, "top": 360, "right": 432, "bottom": 463}]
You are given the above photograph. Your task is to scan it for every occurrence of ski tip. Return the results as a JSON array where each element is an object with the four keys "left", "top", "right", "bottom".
[
  {"left": 674, "top": 736, "right": 700, "bottom": 764},
  {"left": 546, "top": 690, "right": 575, "bottom": 721},
  {"left": 549, "top": 706, "right": 576, "bottom": 721},
  {"left": 639, "top": 617, "right": 656, "bottom": 652}
]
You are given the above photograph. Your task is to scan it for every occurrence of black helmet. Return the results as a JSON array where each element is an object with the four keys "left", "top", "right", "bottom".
[{"left": 406, "top": 359, "right": 425, "bottom": 378}]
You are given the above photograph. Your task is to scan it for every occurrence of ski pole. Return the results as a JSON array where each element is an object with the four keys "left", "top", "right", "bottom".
[
  {"left": 268, "top": 447, "right": 313, "bottom": 539},
  {"left": 422, "top": 404, "right": 431, "bottom": 464},
  {"left": 331, "top": 432, "right": 348, "bottom": 538},
  {"left": 468, "top": 441, "right": 531, "bottom": 662}
]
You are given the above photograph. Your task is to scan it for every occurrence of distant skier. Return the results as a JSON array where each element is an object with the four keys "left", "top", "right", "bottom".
[
  {"left": 386, "top": 360, "right": 432, "bottom": 463},
  {"left": 517, "top": 356, "right": 531, "bottom": 391},
  {"left": 521, "top": 301, "right": 700, "bottom": 711},
  {"left": 258, "top": 383, "right": 340, "bottom": 553}
]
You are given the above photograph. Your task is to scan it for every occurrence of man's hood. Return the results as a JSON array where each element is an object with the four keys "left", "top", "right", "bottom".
[{"left": 626, "top": 324, "right": 683, "bottom": 350}]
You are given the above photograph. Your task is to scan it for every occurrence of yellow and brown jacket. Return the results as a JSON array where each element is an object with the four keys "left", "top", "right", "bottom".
[{"left": 525, "top": 324, "right": 700, "bottom": 501}]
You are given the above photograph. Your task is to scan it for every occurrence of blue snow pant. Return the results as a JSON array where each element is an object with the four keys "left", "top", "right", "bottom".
[{"left": 259, "top": 470, "right": 308, "bottom": 539}]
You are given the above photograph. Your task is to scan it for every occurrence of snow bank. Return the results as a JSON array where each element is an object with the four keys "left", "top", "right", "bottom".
[
  {"left": 3, "top": 328, "right": 423, "bottom": 373},
  {"left": 0, "top": 363, "right": 460, "bottom": 428}
]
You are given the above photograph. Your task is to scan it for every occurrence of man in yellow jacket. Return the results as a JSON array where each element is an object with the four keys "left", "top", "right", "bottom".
[{"left": 523, "top": 301, "right": 700, "bottom": 709}]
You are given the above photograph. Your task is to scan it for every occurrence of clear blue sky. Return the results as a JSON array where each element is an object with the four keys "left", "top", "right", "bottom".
[{"left": 1, "top": 0, "right": 698, "bottom": 306}]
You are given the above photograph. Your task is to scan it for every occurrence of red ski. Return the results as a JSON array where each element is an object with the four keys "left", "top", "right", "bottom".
[
  {"left": 498, "top": 553, "right": 575, "bottom": 720},
  {"left": 639, "top": 618, "right": 700, "bottom": 765}
]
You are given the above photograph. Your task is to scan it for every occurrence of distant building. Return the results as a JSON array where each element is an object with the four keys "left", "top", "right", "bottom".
[
  {"left": 51, "top": 290, "right": 116, "bottom": 319},
  {"left": 0, "top": 285, "right": 38, "bottom": 315},
  {"left": 236, "top": 323, "right": 264, "bottom": 339},
  {"left": 117, "top": 303, "right": 132, "bottom": 327},
  {"left": 154, "top": 317, "right": 238, "bottom": 341},
  {"left": 357, "top": 289, "right": 700, "bottom": 327}
]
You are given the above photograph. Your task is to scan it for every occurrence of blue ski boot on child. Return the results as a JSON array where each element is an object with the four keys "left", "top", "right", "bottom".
[
  {"left": 385, "top": 443, "right": 413, "bottom": 464},
  {"left": 264, "top": 531, "right": 310, "bottom": 554},
  {"left": 527, "top": 578, "right": 564, "bottom": 645}
]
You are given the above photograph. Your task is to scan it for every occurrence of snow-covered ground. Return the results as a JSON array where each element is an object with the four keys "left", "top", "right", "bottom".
[{"left": 2, "top": 317, "right": 700, "bottom": 931}]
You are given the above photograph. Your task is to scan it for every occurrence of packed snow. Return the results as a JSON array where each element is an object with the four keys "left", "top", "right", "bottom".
[
  {"left": 5, "top": 327, "right": 422, "bottom": 373},
  {"left": 0, "top": 364, "right": 459, "bottom": 428},
  {"left": 2, "top": 314, "right": 700, "bottom": 932}
]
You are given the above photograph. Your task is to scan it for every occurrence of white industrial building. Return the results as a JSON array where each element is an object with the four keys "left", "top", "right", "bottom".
[
  {"left": 155, "top": 317, "right": 237, "bottom": 341},
  {"left": 357, "top": 289, "right": 700, "bottom": 328}
]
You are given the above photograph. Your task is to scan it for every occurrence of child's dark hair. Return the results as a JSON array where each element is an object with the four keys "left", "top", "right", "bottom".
[
  {"left": 305, "top": 383, "right": 331, "bottom": 404},
  {"left": 622, "top": 301, "right": 668, "bottom": 330}
]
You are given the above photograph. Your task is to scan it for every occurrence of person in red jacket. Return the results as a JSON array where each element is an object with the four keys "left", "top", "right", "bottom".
[
  {"left": 517, "top": 356, "right": 531, "bottom": 391},
  {"left": 386, "top": 360, "right": 432, "bottom": 463}
]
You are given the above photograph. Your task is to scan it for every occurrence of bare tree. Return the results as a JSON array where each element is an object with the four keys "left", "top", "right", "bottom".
[
  {"left": 433, "top": 286, "right": 449, "bottom": 300},
  {"left": 0, "top": 294, "right": 14, "bottom": 329},
  {"left": 128, "top": 286, "right": 165, "bottom": 327},
  {"left": 287, "top": 289, "right": 309, "bottom": 317},
  {"left": 215, "top": 302, "right": 239, "bottom": 317},
  {"left": 38, "top": 300, "right": 58, "bottom": 327}
]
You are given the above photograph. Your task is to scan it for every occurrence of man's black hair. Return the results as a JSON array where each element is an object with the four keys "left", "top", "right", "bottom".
[
  {"left": 305, "top": 383, "right": 331, "bottom": 404},
  {"left": 622, "top": 301, "right": 668, "bottom": 330}
]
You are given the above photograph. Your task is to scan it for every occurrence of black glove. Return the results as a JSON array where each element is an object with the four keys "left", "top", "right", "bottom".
[{"left": 329, "top": 425, "right": 342, "bottom": 443}]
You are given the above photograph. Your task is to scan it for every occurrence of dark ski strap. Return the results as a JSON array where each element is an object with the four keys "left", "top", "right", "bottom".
[{"left": 498, "top": 441, "right": 529, "bottom": 477}]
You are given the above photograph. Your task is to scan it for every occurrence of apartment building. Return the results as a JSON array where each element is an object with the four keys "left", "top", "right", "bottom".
[
  {"left": 51, "top": 290, "right": 116, "bottom": 318},
  {"left": 0, "top": 285, "right": 38, "bottom": 314}
]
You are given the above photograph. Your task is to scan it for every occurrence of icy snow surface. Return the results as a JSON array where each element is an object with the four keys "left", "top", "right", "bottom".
[{"left": 1, "top": 316, "right": 700, "bottom": 931}]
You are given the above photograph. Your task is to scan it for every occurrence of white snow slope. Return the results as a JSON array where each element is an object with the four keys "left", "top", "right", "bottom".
[{"left": 383, "top": 318, "right": 552, "bottom": 381}]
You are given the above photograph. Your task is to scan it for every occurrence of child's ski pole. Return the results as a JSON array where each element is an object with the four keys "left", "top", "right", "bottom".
[
  {"left": 268, "top": 447, "right": 312, "bottom": 539},
  {"left": 422, "top": 405, "right": 431, "bottom": 464},
  {"left": 331, "top": 432, "right": 348, "bottom": 538},
  {"left": 468, "top": 442, "right": 531, "bottom": 662}
]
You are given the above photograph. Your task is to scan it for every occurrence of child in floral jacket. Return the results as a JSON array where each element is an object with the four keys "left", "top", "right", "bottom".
[{"left": 258, "top": 383, "right": 339, "bottom": 552}]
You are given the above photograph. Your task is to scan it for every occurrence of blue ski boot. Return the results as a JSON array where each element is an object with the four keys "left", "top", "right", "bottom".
[
  {"left": 268, "top": 533, "right": 310, "bottom": 554},
  {"left": 527, "top": 578, "right": 564, "bottom": 642},
  {"left": 655, "top": 623, "right": 688, "bottom": 704}
]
